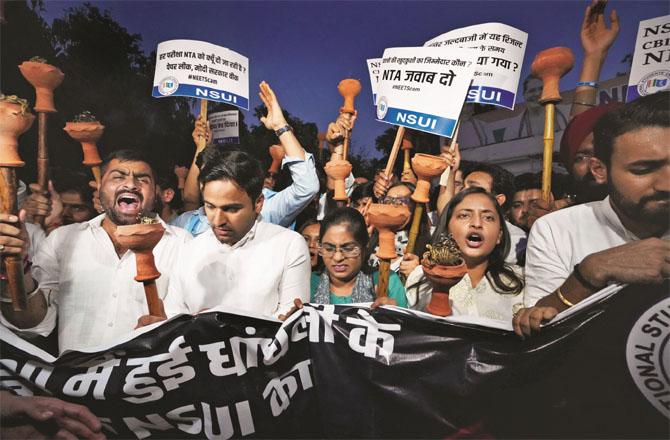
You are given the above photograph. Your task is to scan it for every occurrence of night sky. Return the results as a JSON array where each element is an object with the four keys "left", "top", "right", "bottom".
[{"left": 41, "top": 0, "right": 670, "bottom": 158}]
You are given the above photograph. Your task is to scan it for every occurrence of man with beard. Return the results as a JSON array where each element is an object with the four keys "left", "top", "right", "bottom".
[
  {"left": 0, "top": 150, "right": 191, "bottom": 353},
  {"left": 514, "top": 91, "right": 670, "bottom": 337}
]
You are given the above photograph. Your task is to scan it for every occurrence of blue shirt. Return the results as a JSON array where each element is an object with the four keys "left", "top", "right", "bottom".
[{"left": 171, "top": 152, "right": 319, "bottom": 236}]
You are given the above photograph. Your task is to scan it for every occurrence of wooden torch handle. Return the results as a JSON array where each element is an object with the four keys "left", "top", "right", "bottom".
[
  {"left": 405, "top": 203, "right": 424, "bottom": 256},
  {"left": 541, "top": 103, "right": 555, "bottom": 202},
  {"left": 143, "top": 281, "right": 165, "bottom": 318},
  {"left": 34, "top": 113, "right": 49, "bottom": 226},
  {"left": 376, "top": 259, "right": 391, "bottom": 299},
  {"left": 383, "top": 126, "right": 406, "bottom": 178},
  {"left": 91, "top": 166, "right": 101, "bottom": 187}
]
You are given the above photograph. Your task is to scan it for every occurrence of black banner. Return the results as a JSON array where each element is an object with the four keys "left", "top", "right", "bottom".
[{"left": 1, "top": 283, "right": 668, "bottom": 439}]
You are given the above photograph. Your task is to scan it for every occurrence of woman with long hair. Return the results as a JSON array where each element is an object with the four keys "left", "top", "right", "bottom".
[{"left": 406, "top": 187, "right": 524, "bottom": 321}]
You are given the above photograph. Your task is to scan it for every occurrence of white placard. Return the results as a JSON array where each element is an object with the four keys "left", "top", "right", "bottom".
[
  {"left": 375, "top": 46, "right": 476, "bottom": 138},
  {"left": 367, "top": 58, "right": 382, "bottom": 105},
  {"left": 152, "top": 39, "right": 249, "bottom": 110},
  {"left": 626, "top": 15, "right": 670, "bottom": 102},
  {"left": 425, "top": 23, "right": 528, "bottom": 109},
  {"left": 208, "top": 110, "right": 239, "bottom": 144}
]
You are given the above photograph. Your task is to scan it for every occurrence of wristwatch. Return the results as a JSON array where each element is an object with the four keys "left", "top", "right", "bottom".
[{"left": 274, "top": 124, "right": 293, "bottom": 138}]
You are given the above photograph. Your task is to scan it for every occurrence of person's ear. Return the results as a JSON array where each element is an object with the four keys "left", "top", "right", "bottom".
[
  {"left": 255, "top": 193, "right": 265, "bottom": 215},
  {"left": 161, "top": 188, "right": 175, "bottom": 204},
  {"left": 590, "top": 157, "right": 608, "bottom": 184},
  {"left": 495, "top": 193, "right": 506, "bottom": 207},
  {"left": 497, "top": 230, "right": 502, "bottom": 245}
]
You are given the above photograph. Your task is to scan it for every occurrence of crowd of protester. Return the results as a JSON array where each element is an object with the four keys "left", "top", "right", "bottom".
[{"left": 1, "top": 2, "right": 668, "bottom": 437}]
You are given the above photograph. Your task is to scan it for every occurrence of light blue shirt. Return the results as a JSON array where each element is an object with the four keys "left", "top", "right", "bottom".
[{"left": 170, "top": 152, "right": 319, "bottom": 236}]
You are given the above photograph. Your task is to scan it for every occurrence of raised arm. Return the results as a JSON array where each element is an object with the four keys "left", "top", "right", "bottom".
[
  {"left": 182, "top": 115, "right": 211, "bottom": 211},
  {"left": 569, "top": 0, "right": 620, "bottom": 119}
]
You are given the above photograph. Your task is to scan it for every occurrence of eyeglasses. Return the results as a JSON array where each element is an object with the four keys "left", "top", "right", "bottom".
[
  {"left": 318, "top": 244, "right": 361, "bottom": 258},
  {"left": 573, "top": 152, "right": 593, "bottom": 163},
  {"left": 382, "top": 195, "right": 411, "bottom": 206}
]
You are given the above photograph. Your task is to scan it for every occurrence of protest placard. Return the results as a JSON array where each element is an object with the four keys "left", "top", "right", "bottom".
[
  {"left": 375, "top": 47, "right": 476, "bottom": 138},
  {"left": 367, "top": 58, "right": 382, "bottom": 105},
  {"left": 425, "top": 23, "right": 527, "bottom": 109},
  {"left": 152, "top": 39, "right": 249, "bottom": 110},
  {"left": 626, "top": 14, "right": 670, "bottom": 102},
  {"left": 208, "top": 110, "right": 239, "bottom": 144}
]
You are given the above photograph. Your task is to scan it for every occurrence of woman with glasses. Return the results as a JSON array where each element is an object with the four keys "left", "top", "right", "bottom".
[{"left": 311, "top": 207, "right": 407, "bottom": 307}]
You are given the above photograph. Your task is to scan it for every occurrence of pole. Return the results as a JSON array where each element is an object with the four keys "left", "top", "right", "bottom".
[
  {"left": 0, "top": 168, "right": 27, "bottom": 311},
  {"left": 541, "top": 103, "right": 555, "bottom": 202},
  {"left": 383, "top": 126, "right": 406, "bottom": 178}
]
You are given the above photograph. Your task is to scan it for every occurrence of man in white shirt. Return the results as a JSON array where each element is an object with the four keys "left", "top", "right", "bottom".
[
  {"left": 0, "top": 150, "right": 191, "bottom": 352},
  {"left": 149, "top": 82, "right": 311, "bottom": 322},
  {"left": 515, "top": 91, "right": 670, "bottom": 337}
]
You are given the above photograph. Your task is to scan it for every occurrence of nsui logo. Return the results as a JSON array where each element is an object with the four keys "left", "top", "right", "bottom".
[
  {"left": 395, "top": 112, "right": 437, "bottom": 130},
  {"left": 195, "top": 88, "right": 238, "bottom": 104},
  {"left": 158, "top": 77, "right": 178, "bottom": 96},
  {"left": 376, "top": 97, "right": 388, "bottom": 119},
  {"left": 626, "top": 296, "right": 670, "bottom": 419},
  {"left": 637, "top": 70, "right": 670, "bottom": 96}
]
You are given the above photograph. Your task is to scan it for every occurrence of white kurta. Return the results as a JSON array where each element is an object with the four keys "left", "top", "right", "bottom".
[
  {"left": 1, "top": 214, "right": 191, "bottom": 353},
  {"left": 524, "top": 196, "right": 670, "bottom": 307},
  {"left": 164, "top": 219, "right": 311, "bottom": 319}
]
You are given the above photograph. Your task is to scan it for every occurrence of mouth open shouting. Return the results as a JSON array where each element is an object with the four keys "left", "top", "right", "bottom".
[{"left": 105, "top": 190, "right": 146, "bottom": 225}]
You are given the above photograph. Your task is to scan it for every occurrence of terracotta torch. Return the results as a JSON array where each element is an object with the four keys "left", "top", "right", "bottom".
[
  {"left": 421, "top": 234, "right": 467, "bottom": 316},
  {"left": 18, "top": 57, "right": 64, "bottom": 225},
  {"left": 114, "top": 218, "right": 166, "bottom": 318},
  {"left": 530, "top": 47, "right": 574, "bottom": 202},
  {"left": 405, "top": 154, "right": 448, "bottom": 256},
  {"left": 268, "top": 144, "right": 285, "bottom": 174},
  {"left": 337, "top": 79, "right": 361, "bottom": 160},
  {"left": 324, "top": 159, "right": 352, "bottom": 202},
  {"left": 367, "top": 203, "right": 410, "bottom": 298},
  {"left": 0, "top": 95, "right": 35, "bottom": 310},
  {"left": 64, "top": 111, "right": 105, "bottom": 186}
]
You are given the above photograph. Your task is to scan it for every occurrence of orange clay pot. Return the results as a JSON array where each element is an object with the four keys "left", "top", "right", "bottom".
[
  {"left": 422, "top": 260, "right": 468, "bottom": 316},
  {"left": 530, "top": 47, "right": 574, "bottom": 104},
  {"left": 324, "top": 159, "right": 352, "bottom": 201},
  {"left": 338, "top": 79, "right": 362, "bottom": 114},
  {"left": 18, "top": 61, "right": 64, "bottom": 113},
  {"left": 411, "top": 153, "right": 448, "bottom": 203},
  {"left": 268, "top": 144, "right": 285, "bottom": 173},
  {"left": 0, "top": 101, "right": 35, "bottom": 167},
  {"left": 114, "top": 223, "right": 165, "bottom": 282},
  {"left": 64, "top": 121, "right": 105, "bottom": 167},
  {"left": 367, "top": 203, "right": 411, "bottom": 259}
]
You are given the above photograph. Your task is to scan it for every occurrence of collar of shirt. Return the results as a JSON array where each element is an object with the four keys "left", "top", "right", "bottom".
[{"left": 213, "top": 216, "right": 262, "bottom": 251}]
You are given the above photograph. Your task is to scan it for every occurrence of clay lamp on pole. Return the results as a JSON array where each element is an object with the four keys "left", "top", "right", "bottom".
[
  {"left": 405, "top": 154, "right": 448, "bottom": 255},
  {"left": 336, "top": 78, "right": 361, "bottom": 160},
  {"left": 64, "top": 111, "right": 105, "bottom": 186},
  {"left": 530, "top": 47, "right": 574, "bottom": 202},
  {"left": 421, "top": 233, "right": 467, "bottom": 316},
  {"left": 18, "top": 56, "right": 64, "bottom": 226},
  {"left": 0, "top": 95, "right": 35, "bottom": 311},
  {"left": 114, "top": 216, "right": 166, "bottom": 319},
  {"left": 367, "top": 203, "right": 410, "bottom": 298}
]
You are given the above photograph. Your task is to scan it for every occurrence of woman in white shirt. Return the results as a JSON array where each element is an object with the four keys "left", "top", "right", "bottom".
[{"left": 406, "top": 187, "right": 525, "bottom": 321}]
